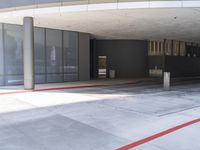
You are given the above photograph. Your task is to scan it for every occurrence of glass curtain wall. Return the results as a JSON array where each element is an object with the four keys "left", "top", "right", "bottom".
[{"left": 0, "top": 23, "right": 79, "bottom": 86}]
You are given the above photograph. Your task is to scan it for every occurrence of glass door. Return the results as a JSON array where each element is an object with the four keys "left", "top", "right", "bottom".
[{"left": 98, "top": 56, "right": 107, "bottom": 78}]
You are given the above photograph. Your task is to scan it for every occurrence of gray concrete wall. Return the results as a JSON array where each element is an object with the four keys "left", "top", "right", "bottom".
[
  {"left": 148, "top": 56, "right": 165, "bottom": 70},
  {"left": 92, "top": 40, "right": 148, "bottom": 78},
  {"left": 165, "top": 56, "right": 200, "bottom": 77},
  {"left": 79, "top": 33, "right": 90, "bottom": 81},
  {"left": 0, "top": 0, "right": 77, "bottom": 9},
  {"left": 148, "top": 55, "right": 200, "bottom": 78}
]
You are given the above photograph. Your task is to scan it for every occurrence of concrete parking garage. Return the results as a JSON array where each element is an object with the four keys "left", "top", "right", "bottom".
[{"left": 0, "top": 0, "right": 200, "bottom": 150}]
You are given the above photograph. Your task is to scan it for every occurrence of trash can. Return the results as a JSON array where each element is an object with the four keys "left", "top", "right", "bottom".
[{"left": 109, "top": 70, "right": 116, "bottom": 79}]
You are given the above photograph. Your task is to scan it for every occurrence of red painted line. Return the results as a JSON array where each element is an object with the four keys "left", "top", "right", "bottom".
[
  {"left": 0, "top": 84, "right": 108, "bottom": 95},
  {"left": 0, "top": 80, "right": 152, "bottom": 95},
  {"left": 117, "top": 118, "right": 200, "bottom": 150},
  {"left": 0, "top": 90, "right": 30, "bottom": 95},
  {"left": 33, "top": 84, "right": 108, "bottom": 92}
]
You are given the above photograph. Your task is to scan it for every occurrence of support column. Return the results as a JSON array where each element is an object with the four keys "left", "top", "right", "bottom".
[
  {"left": 79, "top": 33, "right": 90, "bottom": 81},
  {"left": 23, "top": 17, "right": 34, "bottom": 90}
]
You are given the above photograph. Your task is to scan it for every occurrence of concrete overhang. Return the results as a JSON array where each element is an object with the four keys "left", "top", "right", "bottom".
[{"left": 0, "top": 0, "right": 200, "bottom": 42}]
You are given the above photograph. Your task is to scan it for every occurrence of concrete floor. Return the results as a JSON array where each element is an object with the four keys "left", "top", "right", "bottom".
[{"left": 0, "top": 79, "right": 199, "bottom": 150}]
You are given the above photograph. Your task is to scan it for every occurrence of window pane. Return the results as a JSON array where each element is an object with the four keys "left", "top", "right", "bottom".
[
  {"left": 46, "top": 29, "right": 63, "bottom": 83},
  {"left": 34, "top": 27, "right": 46, "bottom": 83},
  {"left": 63, "top": 31, "right": 78, "bottom": 81},
  {"left": 0, "top": 24, "right": 4, "bottom": 85},
  {"left": 4, "top": 24, "right": 23, "bottom": 85},
  {"left": 64, "top": 73, "right": 78, "bottom": 82}
]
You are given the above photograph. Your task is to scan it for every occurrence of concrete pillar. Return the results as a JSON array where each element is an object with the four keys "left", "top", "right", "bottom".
[
  {"left": 163, "top": 72, "right": 170, "bottom": 90},
  {"left": 23, "top": 17, "right": 34, "bottom": 90},
  {"left": 79, "top": 33, "right": 90, "bottom": 81}
]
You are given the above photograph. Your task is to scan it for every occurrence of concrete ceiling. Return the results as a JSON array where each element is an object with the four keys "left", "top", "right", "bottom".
[{"left": 1, "top": 7, "right": 200, "bottom": 42}]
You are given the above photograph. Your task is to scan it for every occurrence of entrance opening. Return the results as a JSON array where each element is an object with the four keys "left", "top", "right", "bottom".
[{"left": 98, "top": 56, "right": 107, "bottom": 78}]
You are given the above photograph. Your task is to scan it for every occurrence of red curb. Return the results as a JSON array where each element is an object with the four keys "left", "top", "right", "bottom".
[
  {"left": 117, "top": 118, "right": 200, "bottom": 150},
  {"left": 0, "top": 80, "right": 154, "bottom": 95},
  {"left": 0, "top": 84, "right": 108, "bottom": 95}
]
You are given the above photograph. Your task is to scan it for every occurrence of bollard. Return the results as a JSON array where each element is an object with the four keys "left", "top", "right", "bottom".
[
  {"left": 163, "top": 72, "right": 170, "bottom": 90},
  {"left": 109, "top": 70, "right": 116, "bottom": 79}
]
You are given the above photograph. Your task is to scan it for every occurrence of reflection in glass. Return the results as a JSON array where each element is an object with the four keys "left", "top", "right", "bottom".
[
  {"left": 0, "top": 24, "right": 4, "bottom": 85},
  {"left": 1, "top": 23, "right": 80, "bottom": 85},
  {"left": 46, "top": 29, "right": 63, "bottom": 83},
  {"left": 34, "top": 27, "right": 46, "bottom": 83},
  {"left": 4, "top": 24, "right": 23, "bottom": 85},
  {"left": 63, "top": 31, "right": 78, "bottom": 81}
]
